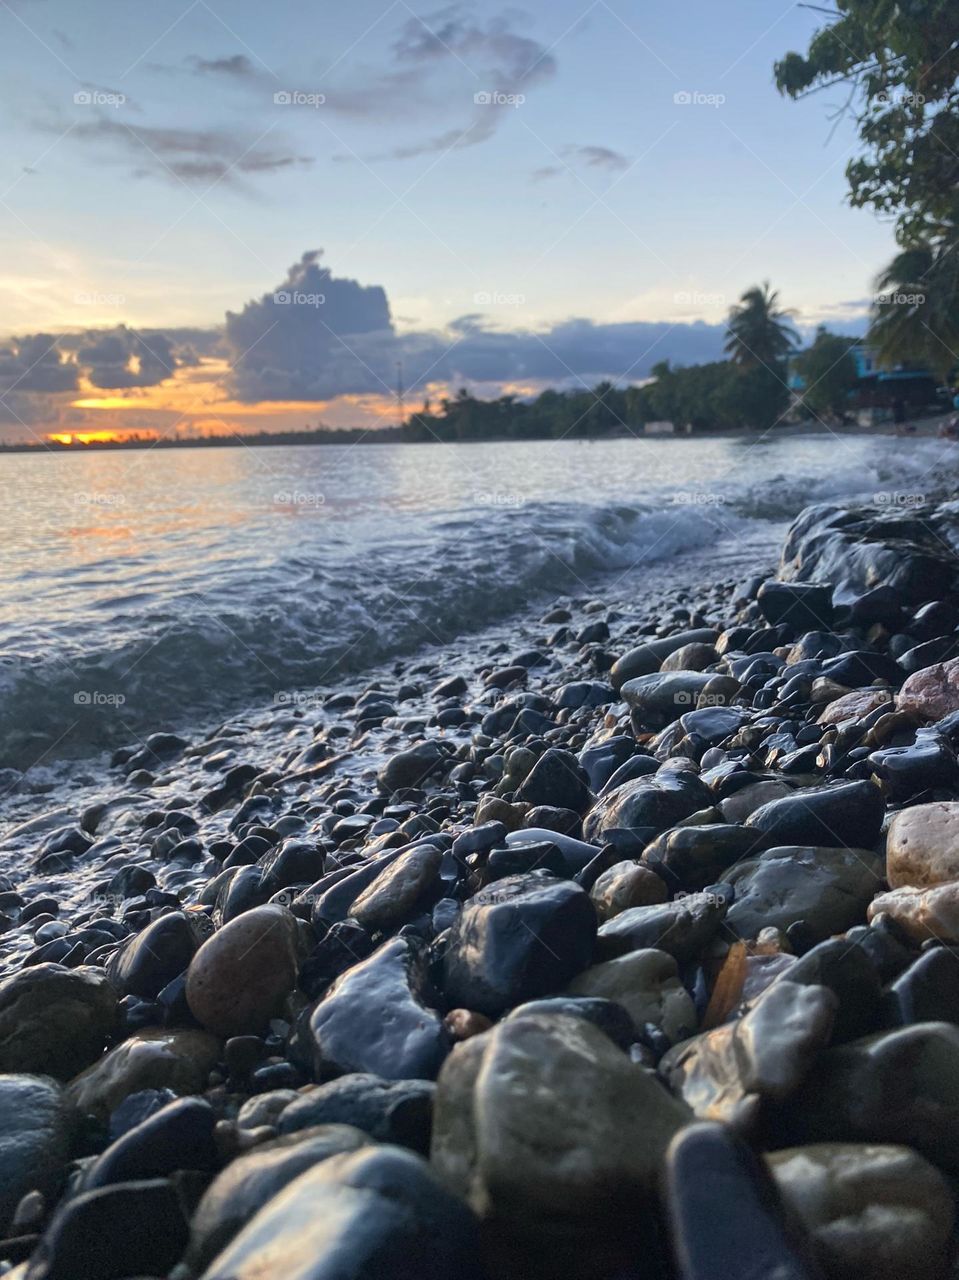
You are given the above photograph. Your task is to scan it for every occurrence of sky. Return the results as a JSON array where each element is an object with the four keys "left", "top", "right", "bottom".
[{"left": 0, "top": 0, "right": 898, "bottom": 443}]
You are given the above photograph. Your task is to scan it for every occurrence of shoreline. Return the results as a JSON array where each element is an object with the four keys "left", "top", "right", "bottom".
[{"left": 1, "top": 498, "right": 959, "bottom": 1275}]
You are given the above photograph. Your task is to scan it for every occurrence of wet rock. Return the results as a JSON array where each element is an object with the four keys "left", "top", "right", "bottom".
[
  {"left": 660, "top": 981, "right": 836, "bottom": 1130},
  {"left": 744, "top": 780, "right": 884, "bottom": 850},
  {"left": 65, "top": 1028, "right": 220, "bottom": 1122},
  {"left": 877, "top": 946, "right": 959, "bottom": 1028},
  {"left": 309, "top": 936, "right": 448, "bottom": 1081},
  {"left": 441, "top": 874, "right": 596, "bottom": 1017},
  {"left": 597, "top": 889, "right": 727, "bottom": 963},
  {"left": 0, "top": 1076, "right": 71, "bottom": 1236},
  {"left": 867, "top": 882, "right": 959, "bottom": 944},
  {"left": 0, "top": 965, "right": 117, "bottom": 1080},
  {"left": 503, "top": 828, "right": 599, "bottom": 874},
  {"left": 566, "top": 948, "right": 696, "bottom": 1044},
  {"left": 885, "top": 801, "right": 959, "bottom": 888},
  {"left": 377, "top": 742, "right": 451, "bottom": 794},
  {"left": 589, "top": 860, "right": 668, "bottom": 919},
  {"left": 817, "top": 687, "right": 894, "bottom": 725},
  {"left": 620, "top": 672, "right": 739, "bottom": 729},
  {"left": 430, "top": 1013, "right": 690, "bottom": 1246},
  {"left": 727, "top": 846, "right": 883, "bottom": 946},
  {"left": 898, "top": 655, "right": 959, "bottom": 722},
  {"left": 642, "top": 823, "right": 769, "bottom": 892},
  {"left": 83, "top": 1096, "right": 217, "bottom": 1189},
  {"left": 514, "top": 748, "right": 591, "bottom": 813},
  {"left": 609, "top": 629, "right": 717, "bottom": 690},
  {"left": 277, "top": 1074, "right": 434, "bottom": 1152},
  {"left": 200, "top": 1145, "right": 483, "bottom": 1280},
  {"left": 868, "top": 732, "right": 959, "bottom": 801},
  {"left": 665, "top": 1122, "right": 822, "bottom": 1280},
  {"left": 106, "top": 911, "right": 199, "bottom": 999},
  {"left": 186, "top": 904, "right": 299, "bottom": 1037},
  {"left": 24, "top": 1177, "right": 189, "bottom": 1280},
  {"left": 758, "top": 580, "right": 834, "bottom": 633},
  {"left": 185, "top": 1124, "right": 370, "bottom": 1274},
  {"left": 782, "top": 936, "right": 881, "bottom": 1042},
  {"left": 786, "top": 1021, "right": 959, "bottom": 1171},
  {"left": 349, "top": 843, "right": 442, "bottom": 931},
  {"left": 718, "top": 779, "right": 792, "bottom": 823},
  {"left": 767, "top": 1142, "right": 954, "bottom": 1280},
  {"left": 583, "top": 767, "right": 713, "bottom": 853}
]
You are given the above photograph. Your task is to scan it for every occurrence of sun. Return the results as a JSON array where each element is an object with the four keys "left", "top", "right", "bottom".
[{"left": 47, "top": 430, "right": 150, "bottom": 446}]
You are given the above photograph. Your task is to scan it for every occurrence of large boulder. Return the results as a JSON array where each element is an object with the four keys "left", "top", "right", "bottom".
[
  {"left": 744, "top": 780, "right": 885, "bottom": 850},
  {"left": 0, "top": 965, "right": 117, "bottom": 1080},
  {"left": 65, "top": 1028, "right": 220, "bottom": 1122}
]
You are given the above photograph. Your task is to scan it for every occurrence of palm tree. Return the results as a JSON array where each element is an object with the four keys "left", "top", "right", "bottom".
[
  {"left": 724, "top": 281, "right": 798, "bottom": 369},
  {"left": 869, "top": 235, "right": 959, "bottom": 380}
]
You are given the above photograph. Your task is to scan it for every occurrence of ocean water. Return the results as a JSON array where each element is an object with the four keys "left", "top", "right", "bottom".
[{"left": 0, "top": 433, "right": 949, "bottom": 771}]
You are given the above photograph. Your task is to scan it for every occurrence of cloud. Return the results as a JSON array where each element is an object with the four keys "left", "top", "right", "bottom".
[
  {"left": 534, "top": 144, "right": 631, "bottom": 181},
  {"left": 188, "top": 54, "right": 259, "bottom": 79},
  {"left": 62, "top": 116, "right": 312, "bottom": 187},
  {"left": 223, "top": 251, "right": 727, "bottom": 401},
  {"left": 0, "top": 334, "right": 77, "bottom": 393},
  {"left": 75, "top": 326, "right": 179, "bottom": 388}
]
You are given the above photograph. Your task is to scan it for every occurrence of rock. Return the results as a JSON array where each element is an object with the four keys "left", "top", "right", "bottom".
[
  {"left": 349, "top": 843, "right": 442, "bottom": 930},
  {"left": 620, "top": 672, "right": 739, "bottom": 729},
  {"left": 0, "top": 965, "right": 117, "bottom": 1080},
  {"left": 566, "top": 948, "right": 696, "bottom": 1044},
  {"left": 441, "top": 874, "right": 596, "bottom": 1017},
  {"left": 867, "top": 882, "right": 959, "bottom": 944},
  {"left": 877, "top": 947, "right": 959, "bottom": 1028},
  {"left": 868, "top": 732, "right": 959, "bottom": 801},
  {"left": 660, "top": 642, "right": 718, "bottom": 672},
  {"left": 727, "top": 846, "right": 884, "bottom": 946},
  {"left": 785, "top": 1022, "right": 959, "bottom": 1172},
  {"left": 583, "top": 768, "right": 714, "bottom": 854},
  {"left": 277, "top": 1074, "right": 434, "bottom": 1153},
  {"left": 659, "top": 981, "right": 836, "bottom": 1130},
  {"left": 503, "top": 828, "right": 599, "bottom": 874},
  {"left": 377, "top": 742, "right": 450, "bottom": 794},
  {"left": 744, "top": 780, "right": 885, "bottom": 850},
  {"left": 66, "top": 1028, "right": 220, "bottom": 1122},
  {"left": 665, "top": 1122, "right": 822, "bottom": 1280},
  {"left": 83, "top": 1096, "right": 218, "bottom": 1190},
  {"left": 309, "top": 937, "right": 448, "bottom": 1081},
  {"left": 767, "top": 1143, "right": 955, "bottom": 1280},
  {"left": 24, "top": 1178, "right": 189, "bottom": 1280},
  {"left": 514, "top": 748, "right": 592, "bottom": 813},
  {"left": 0, "top": 1076, "right": 72, "bottom": 1235},
  {"left": 817, "top": 688, "right": 894, "bottom": 725},
  {"left": 200, "top": 1146, "right": 483, "bottom": 1280},
  {"left": 185, "top": 1124, "right": 370, "bottom": 1274},
  {"left": 186, "top": 904, "right": 299, "bottom": 1037},
  {"left": 718, "top": 779, "right": 793, "bottom": 823},
  {"left": 609, "top": 629, "right": 717, "bottom": 690},
  {"left": 885, "top": 801, "right": 959, "bottom": 889},
  {"left": 898, "top": 655, "right": 959, "bottom": 721},
  {"left": 106, "top": 911, "right": 199, "bottom": 999},
  {"left": 588, "top": 860, "right": 668, "bottom": 919},
  {"left": 597, "top": 890, "right": 727, "bottom": 963},
  {"left": 642, "top": 823, "right": 769, "bottom": 892},
  {"left": 758, "top": 580, "right": 834, "bottom": 633},
  {"left": 430, "top": 1013, "right": 690, "bottom": 1249},
  {"left": 473, "top": 795, "right": 526, "bottom": 831},
  {"left": 504, "top": 996, "right": 636, "bottom": 1051},
  {"left": 782, "top": 936, "right": 881, "bottom": 1042}
]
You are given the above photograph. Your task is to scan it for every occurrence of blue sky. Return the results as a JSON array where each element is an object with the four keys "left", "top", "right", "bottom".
[{"left": 0, "top": 0, "right": 897, "bottom": 438}]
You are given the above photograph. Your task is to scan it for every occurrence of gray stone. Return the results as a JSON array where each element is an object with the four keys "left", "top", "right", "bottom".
[
  {"left": 0, "top": 1075, "right": 72, "bottom": 1235},
  {"left": 0, "top": 965, "right": 117, "bottom": 1081},
  {"left": 566, "top": 948, "right": 696, "bottom": 1044}
]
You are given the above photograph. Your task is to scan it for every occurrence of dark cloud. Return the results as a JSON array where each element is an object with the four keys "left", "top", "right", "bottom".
[
  {"left": 224, "top": 251, "right": 396, "bottom": 400},
  {"left": 75, "top": 326, "right": 178, "bottom": 388},
  {"left": 534, "top": 144, "right": 631, "bottom": 181},
  {"left": 63, "top": 116, "right": 311, "bottom": 187},
  {"left": 223, "top": 252, "right": 727, "bottom": 401},
  {"left": 188, "top": 54, "right": 258, "bottom": 79},
  {"left": 0, "top": 334, "right": 77, "bottom": 393}
]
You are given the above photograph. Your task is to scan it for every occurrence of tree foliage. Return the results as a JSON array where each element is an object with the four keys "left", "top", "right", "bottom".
[
  {"left": 793, "top": 326, "right": 860, "bottom": 418},
  {"left": 724, "top": 281, "right": 799, "bottom": 369}
]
